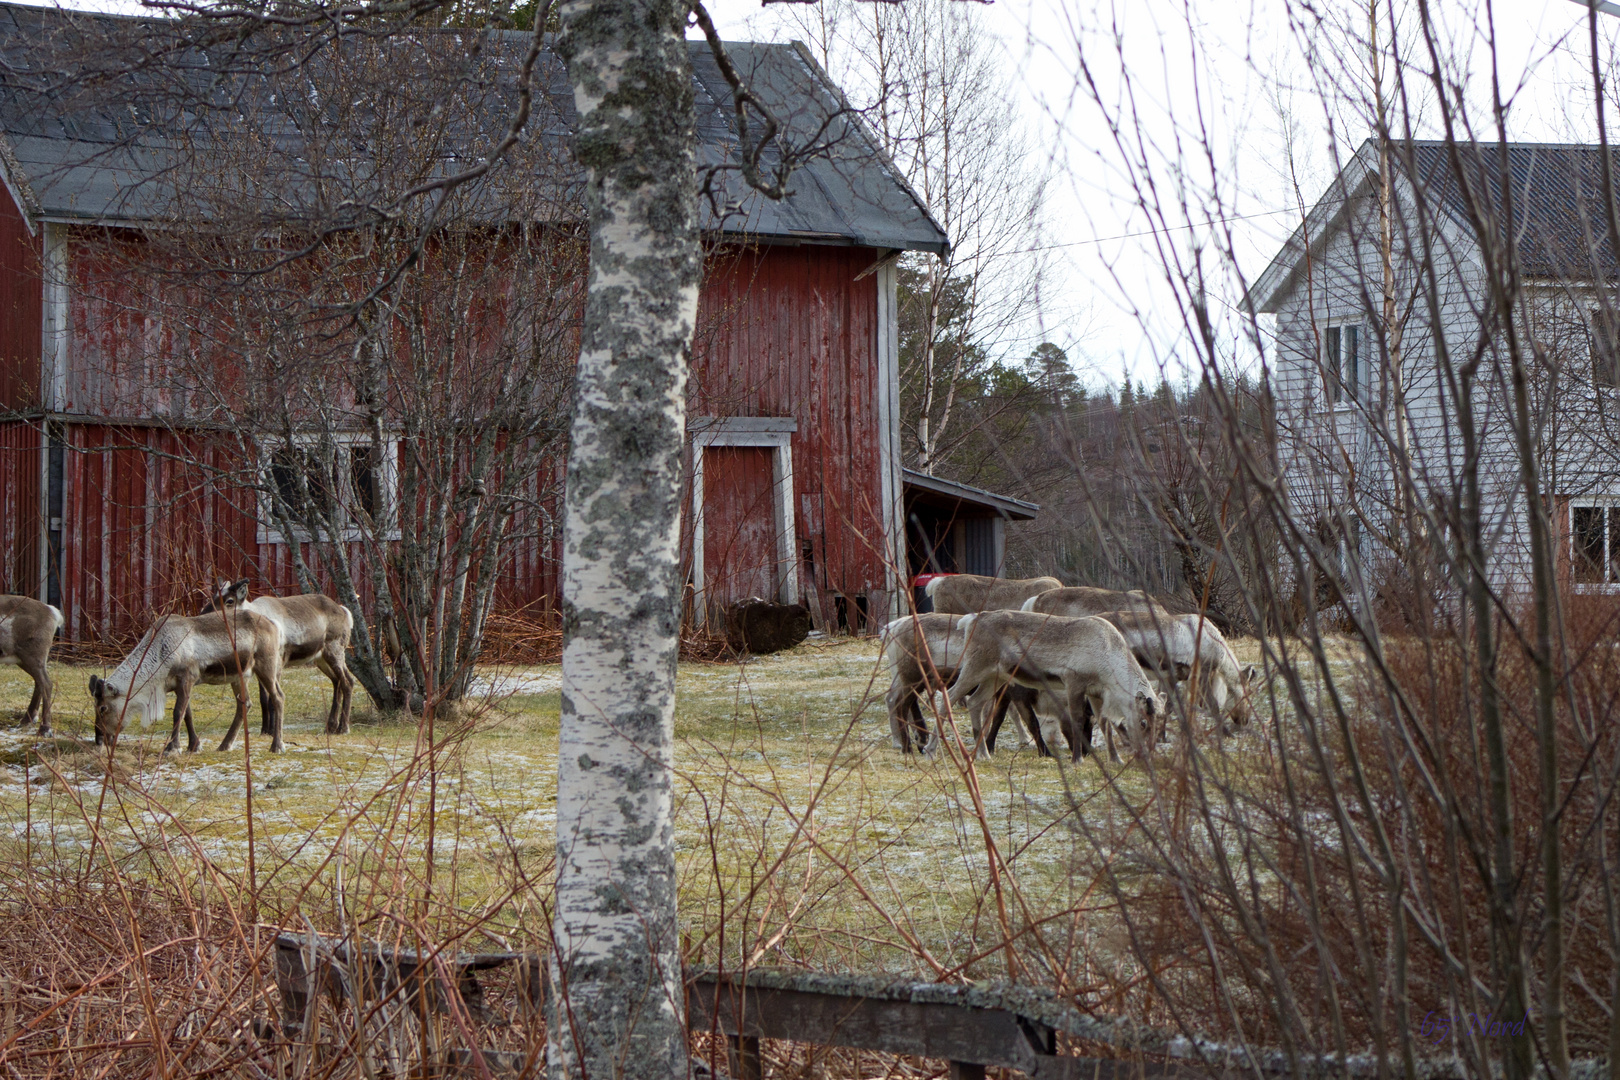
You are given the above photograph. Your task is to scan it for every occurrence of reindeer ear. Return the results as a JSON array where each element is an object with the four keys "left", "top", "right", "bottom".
[
  {"left": 229, "top": 579, "right": 250, "bottom": 604},
  {"left": 87, "top": 675, "right": 102, "bottom": 697},
  {"left": 1243, "top": 664, "right": 1258, "bottom": 684}
]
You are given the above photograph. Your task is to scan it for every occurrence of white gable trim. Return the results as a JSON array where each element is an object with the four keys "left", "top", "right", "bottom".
[
  {"left": 1245, "top": 140, "right": 1487, "bottom": 315},
  {"left": 0, "top": 132, "right": 37, "bottom": 236},
  {"left": 1245, "top": 142, "right": 1381, "bottom": 316}
]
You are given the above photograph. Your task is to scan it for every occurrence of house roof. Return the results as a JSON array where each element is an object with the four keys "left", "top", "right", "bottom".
[
  {"left": 0, "top": 2, "right": 948, "bottom": 254},
  {"left": 1245, "top": 138, "right": 1620, "bottom": 314},
  {"left": 902, "top": 468, "right": 1039, "bottom": 521}
]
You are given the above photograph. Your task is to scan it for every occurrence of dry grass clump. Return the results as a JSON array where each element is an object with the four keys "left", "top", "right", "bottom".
[
  {"left": 475, "top": 603, "right": 750, "bottom": 666},
  {"left": 1064, "top": 611, "right": 1620, "bottom": 1063}
]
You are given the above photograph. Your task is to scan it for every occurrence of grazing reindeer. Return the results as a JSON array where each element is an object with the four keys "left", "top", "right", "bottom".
[
  {"left": 1022, "top": 585, "right": 1170, "bottom": 619},
  {"left": 1091, "top": 610, "right": 1258, "bottom": 731},
  {"left": 947, "top": 610, "right": 1163, "bottom": 764},
  {"left": 0, "top": 597, "right": 63, "bottom": 735},
  {"left": 206, "top": 579, "right": 356, "bottom": 735},
  {"left": 88, "top": 609, "right": 285, "bottom": 753},
  {"left": 925, "top": 574, "right": 1062, "bottom": 615},
  {"left": 882, "top": 614, "right": 1057, "bottom": 757}
]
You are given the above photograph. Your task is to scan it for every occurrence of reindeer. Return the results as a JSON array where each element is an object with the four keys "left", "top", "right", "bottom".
[
  {"left": 924, "top": 574, "right": 1062, "bottom": 615},
  {"left": 1022, "top": 585, "right": 1169, "bottom": 619},
  {"left": 205, "top": 579, "right": 356, "bottom": 735},
  {"left": 1090, "top": 610, "right": 1258, "bottom": 731},
  {"left": 882, "top": 614, "right": 1059, "bottom": 757},
  {"left": 88, "top": 609, "right": 286, "bottom": 753},
  {"left": 947, "top": 610, "right": 1163, "bottom": 764},
  {"left": 0, "top": 597, "right": 63, "bottom": 735}
]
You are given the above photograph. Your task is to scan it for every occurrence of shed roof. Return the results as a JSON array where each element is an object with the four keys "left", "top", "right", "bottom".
[
  {"left": 902, "top": 468, "right": 1039, "bottom": 521},
  {"left": 0, "top": 2, "right": 948, "bottom": 253},
  {"left": 1245, "top": 138, "right": 1620, "bottom": 314}
]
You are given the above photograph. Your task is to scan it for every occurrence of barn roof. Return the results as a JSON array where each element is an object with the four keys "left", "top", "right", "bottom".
[
  {"left": 903, "top": 468, "right": 1039, "bottom": 521},
  {"left": 0, "top": 2, "right": 948, "bottom": 254},
  {"left": 1245, "top": 138, "right": 1620, "bottom": 314}
]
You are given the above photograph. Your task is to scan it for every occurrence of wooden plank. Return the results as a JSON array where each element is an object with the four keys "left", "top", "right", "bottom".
[{"left": 686, "top": 977, "right": 1047, "bottom": 1074}]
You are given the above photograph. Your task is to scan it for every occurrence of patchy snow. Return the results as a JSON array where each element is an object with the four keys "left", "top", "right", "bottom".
[{"left": 468, "top": 670, "right": 562, "bottom": 698}]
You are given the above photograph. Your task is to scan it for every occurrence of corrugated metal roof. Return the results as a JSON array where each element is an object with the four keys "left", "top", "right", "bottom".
[
  {"left": 0, "top": 2, "right": 948, "bottom": 253},
  {"left": 1402, "top": 140, "right": 1620, "bottom": 280},
  {"left": 902, "top": 468, "right": 1039, "bottom": 520}
]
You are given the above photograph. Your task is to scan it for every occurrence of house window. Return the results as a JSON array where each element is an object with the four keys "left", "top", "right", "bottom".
[
  {"left": 260, "top": 435, "right": 398, "bottom": 543},
  {"left": 1571, "top": 502, "right": 1620, "bottom": 585},
  {"left": 1325, "top": 323, "right": 1360, "bottom": 404}
]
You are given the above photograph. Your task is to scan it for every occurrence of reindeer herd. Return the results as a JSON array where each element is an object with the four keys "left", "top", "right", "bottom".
[
  {"left": 883, "top": 574, "right": 1259, "bottom": 764},
  {"left": 0, "top": 581, "right": 353, "bottom": 754},
  {"left": 0, "top": 570, "right": 1252, "bottom": 765}
]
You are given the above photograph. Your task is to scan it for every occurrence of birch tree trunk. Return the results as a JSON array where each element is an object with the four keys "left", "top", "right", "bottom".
[{"left": 549, "top": 0, "right": 699, "bottom": 1075}]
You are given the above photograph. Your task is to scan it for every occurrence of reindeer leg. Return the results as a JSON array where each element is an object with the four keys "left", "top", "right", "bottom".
[
  {"left": 1060, "top": 686, "right": 1081, "bottom": 763},
  {"left": 887, "top": 681, "right": 916, "bottom": 753},
  {"left": 262, "top": 669, "right": 285, "bottom": 753},
  {"left": 259, "top": 674, "right": 275, "bottom": 737},
  {"left": 218, "top": 675, "right": 247, "bottom": 753},
  {"left": 908, "top": 693, "right": 932, "bottom": 755},
  {"left": 167, "top": 681, "right": 193, "bottom": 754},
  {"left": 1019, "top": 695, "right": 1052, "bottom": 758},
  {"left": 316, "top": 652, "right": 348, "bottom": 735},
  {"left": 336, "top": 653, "right": 353, "bottom": 736},
  {"left": 983, "top": 685, "right": 1013, "bottom": 757},
  {"left": 20, "top": 657, "right": 49, "bottom": 736}
]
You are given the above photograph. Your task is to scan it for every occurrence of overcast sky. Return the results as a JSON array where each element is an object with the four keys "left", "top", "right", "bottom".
[{"left": 703, "top": 0, "right": 1620, "bottom": 393}]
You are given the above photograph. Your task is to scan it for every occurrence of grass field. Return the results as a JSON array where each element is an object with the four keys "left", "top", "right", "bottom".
[{"left": 0, "top": 633, "right": 1278, "bottom": 986}]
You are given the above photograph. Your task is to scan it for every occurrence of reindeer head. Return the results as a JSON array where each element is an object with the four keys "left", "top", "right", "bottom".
[
  {"left": 87, "top": 674, "right": 122, "bottom": 746},
  {"left": 1226, "top": 663, "right": 1260, "bottom": 728},
  {"left": 88, "top": 672, "right": 158, "bottom": 746},
  {"left": 201, "top": 578, "right": 252, "bottom": 615}
]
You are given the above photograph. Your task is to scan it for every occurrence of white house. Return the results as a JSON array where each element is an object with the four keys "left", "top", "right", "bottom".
[{"left": 1246, "top": 138, "right": 1620, "bottom": 597}]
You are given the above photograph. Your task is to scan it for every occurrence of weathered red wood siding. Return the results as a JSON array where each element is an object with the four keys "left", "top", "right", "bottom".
[
  {"left": 55, "top": 423, "right": 409, "bottom": 642},
  {"left": 43, "top": 236, "right": 885, "bottom": 640},
  {"left": 690, "top": 244, "right": 887, "bottom": 626},
  {"left": 0, "top": 419, "right": 40, "bottom": 597},
  {"left": 0, "top": 182, "right": 40, "bottom": 410}
]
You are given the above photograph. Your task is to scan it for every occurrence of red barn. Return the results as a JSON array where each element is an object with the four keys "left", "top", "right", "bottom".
[{"left": 0, "top": 5, "right": 998, "bottom": 644}]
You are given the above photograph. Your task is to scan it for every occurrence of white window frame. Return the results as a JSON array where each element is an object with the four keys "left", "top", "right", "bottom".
[
  {"left": 1569, "top": 497, "right": 1620, "bottom": 594},
  {"left": 689, "top": 416, "right": 798, "bottom": 626},
  {"left": 1324, "top": 321, "right": 1361, "bottom": 406},
  {"left": 1589, "top": 306, "right": 1620, "bottom": 389},
  {"left": 258, "top": 432, "right": 401, "bottom": 544}
]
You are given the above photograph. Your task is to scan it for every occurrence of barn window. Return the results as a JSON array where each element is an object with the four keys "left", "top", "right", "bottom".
[
  {"left": 1325, "top": 323, "right": 1360, "bottom": 404},
  {"left": 260, "top": 435, "right": 398, "bottom": 543},
  {"left": 1571, "top": 501, "right": 1620, "bottom": 586}
]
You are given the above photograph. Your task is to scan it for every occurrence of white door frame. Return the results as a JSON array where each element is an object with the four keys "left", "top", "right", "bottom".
[{"left": 690, "top": 416, "right": 799, "bottom": 626}]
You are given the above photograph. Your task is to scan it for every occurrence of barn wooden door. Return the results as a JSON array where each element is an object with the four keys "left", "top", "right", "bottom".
[{"left": 702, "top": 445, "right": 780, "bottom": 615}]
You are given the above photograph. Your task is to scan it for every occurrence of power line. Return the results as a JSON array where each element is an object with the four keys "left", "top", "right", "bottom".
[{"left": 1026, "top": 205, "right": 1305, "bottom": 252}]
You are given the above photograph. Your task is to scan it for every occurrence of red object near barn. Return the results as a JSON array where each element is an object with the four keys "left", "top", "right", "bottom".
[{"left": 0, "top": 3, "right": 1034, "bottom": 647}]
